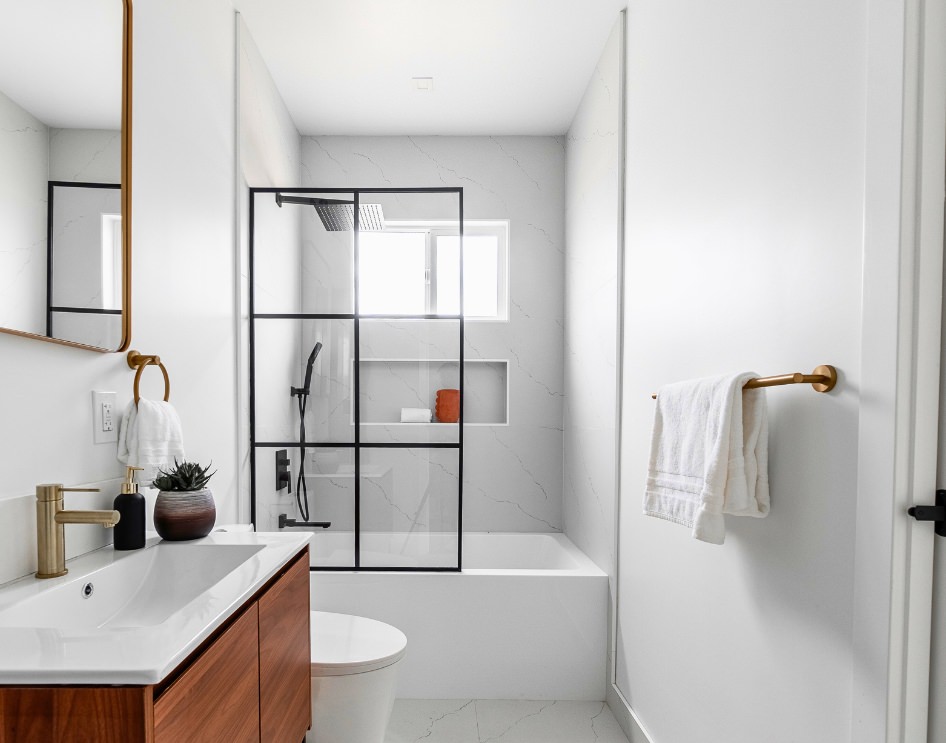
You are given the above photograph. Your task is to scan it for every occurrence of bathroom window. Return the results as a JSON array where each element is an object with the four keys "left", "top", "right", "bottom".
[
  {"left": 357, "top": 221, "right": 509, "bottom": 320},
  {"left": 359, "top": 231, "right": 427, "bottom": 315}
]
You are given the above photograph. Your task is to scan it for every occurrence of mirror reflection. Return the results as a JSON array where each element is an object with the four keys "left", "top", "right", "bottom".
[{"left": 0, "top": 0, "right": 128, "bottom": 351}]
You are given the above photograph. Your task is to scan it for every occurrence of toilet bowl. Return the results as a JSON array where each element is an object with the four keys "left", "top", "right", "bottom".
[{"left": 307, "top": 611, "right": 407, "bottom": 743}]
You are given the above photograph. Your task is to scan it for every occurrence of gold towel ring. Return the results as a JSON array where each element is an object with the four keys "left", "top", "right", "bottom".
[{"left": 126, "top": 350, "right": 170, "bottom": 405}]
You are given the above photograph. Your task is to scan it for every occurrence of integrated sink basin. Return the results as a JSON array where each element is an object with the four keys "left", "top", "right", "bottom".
[
  {"left": 0, "top": 531, "right": 310, "bottom": 684},
  {"left": 0, "top": 543, "right": 265, "bottom": 629}
]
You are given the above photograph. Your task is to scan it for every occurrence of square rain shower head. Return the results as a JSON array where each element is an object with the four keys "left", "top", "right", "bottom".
[
  {"left": 275, "top": 193, "right": 385, "bottom": 231},
  {"left": 314, "top": 201, "right": 385, "bottom": 231}
]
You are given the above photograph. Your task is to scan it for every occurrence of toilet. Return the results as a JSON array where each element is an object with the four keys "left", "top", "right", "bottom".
[{"left": 307, "top": 611, "right": 408, "bottom": 743}]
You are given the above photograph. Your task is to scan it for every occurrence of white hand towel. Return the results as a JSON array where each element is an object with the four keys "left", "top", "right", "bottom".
[
  {"left": 117, "top": 399, "right": 186, "bottom": 485},
  {"left": 644, "top": 372, "right": 769, "bottom": 544},
  {"left": 400, "top": 407, "right": 433, "bottom": 423}
]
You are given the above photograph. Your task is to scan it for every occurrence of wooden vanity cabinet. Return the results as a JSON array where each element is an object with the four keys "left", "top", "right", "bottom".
[
  {"left": 259, "top": 553, "right": 311, "bottom": 742},
  {"left": 0, "top": 547, "right": 311, "bottom": 743},
  {"left": 153, "top": 604, "right": 261, "bottom": 743}
]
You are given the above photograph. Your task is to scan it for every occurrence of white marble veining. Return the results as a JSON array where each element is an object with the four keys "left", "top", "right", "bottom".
[
  {"left": 385, "top": 700, "right": 630, "bottom": 743},
  {"left": 359, "top": 448, "right": 459, "bottom": 533},
  {"left": 300, "top": 136, "right": 565, "bottom": 533},
  {"left": 48, "top": 128, "right": 120, "bottom": 183},
  {"left": 463, "top": 425, "right": 563, "bottom": 531},
  {"left": 563, "top": 18, "right": 624, "bottom": 580}
]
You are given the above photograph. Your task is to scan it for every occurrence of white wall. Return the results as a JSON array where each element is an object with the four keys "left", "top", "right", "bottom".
[
  {"left": 615, "top": 2, "right": 867, "bottom": 742},
  {"left": 933, "top": 278, "right": 946, "bottom": 741},
  {"left": 300, "top": 136, "right": 566, "bottom": 533},
  {"left": 236, "top": 14, "right": 303, "bottom": 526},
  {"left": 0, "top": 0, "right": 239, "bottom": 583},
  {"left": 563, "top": 16, "right": 623, "bottom": 581}
]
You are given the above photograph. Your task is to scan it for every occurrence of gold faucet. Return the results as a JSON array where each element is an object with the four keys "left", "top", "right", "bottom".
[{"left": 35, "top": 484, "right": 121, "bottom": 579}]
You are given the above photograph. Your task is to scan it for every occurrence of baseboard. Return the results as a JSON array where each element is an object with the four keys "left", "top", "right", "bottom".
[{"left": 607, "top": 681, "right": 655, "bottom": 743}]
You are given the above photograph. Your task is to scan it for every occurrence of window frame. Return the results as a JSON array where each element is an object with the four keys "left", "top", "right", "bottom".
[{"left": 365, "top": 219, "right": 509, "bottom": 322}]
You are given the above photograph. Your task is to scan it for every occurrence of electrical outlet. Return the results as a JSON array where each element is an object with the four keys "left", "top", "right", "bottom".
[
  {"left": 92, "top": 391, "right": 118, "bottom": 444},
  {"left": 102, "top": 402, "right": 114, "bottom": 431}
]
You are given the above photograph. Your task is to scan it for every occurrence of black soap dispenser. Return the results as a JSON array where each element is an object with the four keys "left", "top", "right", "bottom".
[{"left": 114, "top": 466, "right": 146, "bottom": 550}]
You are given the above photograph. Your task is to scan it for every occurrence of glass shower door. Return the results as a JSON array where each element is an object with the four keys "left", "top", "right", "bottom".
[{"left": 250, "top": 187, "right": 463, "bottom": 570}]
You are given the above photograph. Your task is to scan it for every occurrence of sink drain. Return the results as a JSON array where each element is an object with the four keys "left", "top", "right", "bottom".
[{"left": 81, "top": 582, "right": 94, "bottom": 599}]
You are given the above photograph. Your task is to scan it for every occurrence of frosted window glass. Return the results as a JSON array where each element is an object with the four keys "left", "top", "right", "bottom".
[
  {"left": 358, "top": 232, "right": 426, "bottom": 315},
  {"left": 436, "top": 235, "right": 498, "bottom": 317}
]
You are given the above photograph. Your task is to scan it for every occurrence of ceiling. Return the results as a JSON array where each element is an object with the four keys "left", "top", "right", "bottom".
[
  {"left": 0, "top": 0, "right": 122, "bottom": 130},
  {"left": 235, "top": 0, "right": 626, "bottom": 136}
]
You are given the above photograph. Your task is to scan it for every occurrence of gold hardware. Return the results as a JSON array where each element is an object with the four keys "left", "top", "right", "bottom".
[
  {"left": 35, "top": 484, "right": 121, "bottom": 579},
  {"left": 127, "top": 349, "right": 170, "bottom": 405},
  {"left": 651, "top": 365, "right": 838, "bottom": 399},
  {"left": 120, "top": 0, "right": 133, "bottom": 354},
  {"left": 0, "top": 0, "right": 133, "bottom": 354},
  {"left": 57, "top": 511, "right": 121, "bottom": 526},
  {"left": 121, "top": 465, "right": 143, "bottom": 495}
]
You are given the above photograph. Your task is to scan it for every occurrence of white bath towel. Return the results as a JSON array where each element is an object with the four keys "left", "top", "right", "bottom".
[
  {"left": 400, "top": 407, "right": 433, "bottom": 423},
  {"left": 644, "top": 372, "right": 769, "bottom": 544},
  {"left": 117, "top": 399, "right": 186, "bottom": 485}
]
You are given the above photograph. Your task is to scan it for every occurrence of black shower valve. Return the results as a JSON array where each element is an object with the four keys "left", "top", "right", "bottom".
[{"left": 275, "top": 449, "right": 291, "bottom": 493}]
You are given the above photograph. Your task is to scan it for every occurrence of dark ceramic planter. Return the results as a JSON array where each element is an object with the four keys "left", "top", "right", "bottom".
[{"left": 154, "top": 488, "right": 216, "bottom": 541}]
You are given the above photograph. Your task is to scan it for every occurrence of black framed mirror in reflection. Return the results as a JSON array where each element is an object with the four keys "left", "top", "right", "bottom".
[{"left": 0, "top": 0, "right": 132, "bottom": 352}]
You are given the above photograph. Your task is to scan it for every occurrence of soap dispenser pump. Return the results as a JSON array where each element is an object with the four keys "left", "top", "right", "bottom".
[{"left": 114, "top": 466, "right": 145, "bottom": 550}]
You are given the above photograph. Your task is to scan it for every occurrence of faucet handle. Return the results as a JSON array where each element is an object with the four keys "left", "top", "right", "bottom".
[{"left": 35, "top": 484, "right": 100, "bottom": 502}]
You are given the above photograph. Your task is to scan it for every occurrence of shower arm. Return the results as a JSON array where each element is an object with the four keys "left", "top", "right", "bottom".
[{"left": 275, "top": 194, "right": 354, "bottom": 207}]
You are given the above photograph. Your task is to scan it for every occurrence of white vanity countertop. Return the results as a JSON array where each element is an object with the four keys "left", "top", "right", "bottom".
[{"left": 0, "top": 531, "right": 310, "bottom": 685}]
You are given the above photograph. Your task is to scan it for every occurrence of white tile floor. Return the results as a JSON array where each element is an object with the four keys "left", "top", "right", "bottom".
[{"left": 384, "top": 699, "right": 630, "bottom": 743}]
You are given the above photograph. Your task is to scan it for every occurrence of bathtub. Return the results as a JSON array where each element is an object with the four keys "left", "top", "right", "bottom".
[{"left": 309, "top": 532, "right": 608, "bottom": 700}]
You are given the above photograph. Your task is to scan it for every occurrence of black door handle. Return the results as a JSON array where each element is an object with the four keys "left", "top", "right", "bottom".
[{"left": 908, "top": 489, "right": 946, "bottom": 537}]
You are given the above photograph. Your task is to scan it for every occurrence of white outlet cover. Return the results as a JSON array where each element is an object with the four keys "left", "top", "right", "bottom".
[{"left": 92, "top": 391, "right": 118, "bottom": 445}]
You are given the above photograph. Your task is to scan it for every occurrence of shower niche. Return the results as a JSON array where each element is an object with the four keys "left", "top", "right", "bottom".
[
  {"left": 358, "top": 358, "right": 507, "bottom": 428},
  {"left": 249, "top": 188, "right": 465, "bottom": 571}
]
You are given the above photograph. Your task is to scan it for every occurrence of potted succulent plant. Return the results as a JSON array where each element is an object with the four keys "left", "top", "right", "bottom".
[{"left": 152, "top": 459, "right": 217, "bottom": 541}]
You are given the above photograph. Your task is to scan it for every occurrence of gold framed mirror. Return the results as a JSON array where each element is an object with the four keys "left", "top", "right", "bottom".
[{"left": 0, "top": 0, "right": 132, "bottom": 352}]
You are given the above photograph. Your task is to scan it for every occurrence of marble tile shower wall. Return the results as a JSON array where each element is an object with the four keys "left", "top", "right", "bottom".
[
  {"left": 48, "top": 128, "right": 121, "bottom": 183},
  {"left": 300, "top": 136, "right": 566, "bottom": 532}
]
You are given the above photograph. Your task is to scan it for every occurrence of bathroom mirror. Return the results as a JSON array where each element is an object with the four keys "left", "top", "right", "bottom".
[{"left": 0, "top": 0, "right": 132, "bottom": 352}]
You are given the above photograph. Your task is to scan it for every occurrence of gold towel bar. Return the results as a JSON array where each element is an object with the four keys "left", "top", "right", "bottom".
[
  {"left": 651, "top": 365, "right": 837, "bottom": 399},
  {"left": 126, "top": 350, "right": 170, "bottom": 405}
]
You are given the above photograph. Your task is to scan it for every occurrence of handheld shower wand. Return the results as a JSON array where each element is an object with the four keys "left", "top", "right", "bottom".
[
  {"left": 292, "top": 342, "right": 322, "bottom": 398},
  {"left": 290, "top": 342, "right": 327, "bottom": 525}
]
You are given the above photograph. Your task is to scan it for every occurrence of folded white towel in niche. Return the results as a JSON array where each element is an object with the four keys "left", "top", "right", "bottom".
[
  {"left": 117, "top": 399, "right": 186, "bottom": 485},
  {"left": 400, "top": 407, "right": 432, "bottom": 423},
  {"left": 644, "top": 372, "right": 769, "bottom": 544}
]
